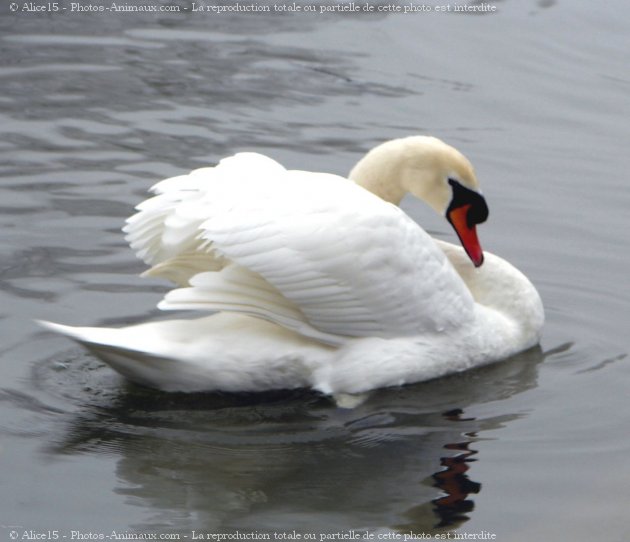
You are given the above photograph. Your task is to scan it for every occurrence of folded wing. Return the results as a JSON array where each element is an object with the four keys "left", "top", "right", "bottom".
[{"left": 125, "top": 153, "right": 474, "bottom": 343}]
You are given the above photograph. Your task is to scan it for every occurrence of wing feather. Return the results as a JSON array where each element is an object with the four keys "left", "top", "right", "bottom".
[
  {"left": 159, "top": 264, "right": 344, "bottom": 346},
  {"left": 196, "top": 163, "right": 474, "bottom": 337},
  {"left": 126, "top": 152, "right": 475, "bottom": 340}
]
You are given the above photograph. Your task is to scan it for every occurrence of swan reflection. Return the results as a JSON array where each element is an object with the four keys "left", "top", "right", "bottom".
[{"left": 44, "top": 346, "right": 551, "bottom": 534}]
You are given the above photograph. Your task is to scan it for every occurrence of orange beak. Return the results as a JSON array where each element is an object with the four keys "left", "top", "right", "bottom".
[{"left": 447, "top": 204, "right": 484, "bottom": 267}]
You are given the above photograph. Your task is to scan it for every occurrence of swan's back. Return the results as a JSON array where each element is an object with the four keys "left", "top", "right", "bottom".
[{"left": 124, "top": 153, "right": 475, "bottom": 342}]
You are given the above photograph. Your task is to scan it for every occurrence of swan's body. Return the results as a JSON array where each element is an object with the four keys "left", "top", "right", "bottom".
[{"left": 42, "top": 136, "right": 544, "bottom": 396}]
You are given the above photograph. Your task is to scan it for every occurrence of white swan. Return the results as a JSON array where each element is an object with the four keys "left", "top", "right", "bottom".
[{"left": 41, "top": 136, "right": 544, "bottom": 396}]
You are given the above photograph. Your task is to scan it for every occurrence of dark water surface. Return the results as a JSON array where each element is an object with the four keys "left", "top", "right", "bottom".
[{"left": 1, "top": 0, "right": 629, "bottom": 539}]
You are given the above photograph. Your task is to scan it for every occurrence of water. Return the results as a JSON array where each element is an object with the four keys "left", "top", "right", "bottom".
[{"left": 1, "top": 0, "right": 629, "bottom": 539}]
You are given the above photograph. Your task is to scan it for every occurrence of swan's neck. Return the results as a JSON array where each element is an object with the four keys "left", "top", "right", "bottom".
[
  {"left": 347, "top": 137, "right": 451, "bottom": 212},
  {"left": 349, "top": 159, "right": 407, "bottom": 204},
  {"left": 435, "top": 240, "right": 544, "bottom": 347}
]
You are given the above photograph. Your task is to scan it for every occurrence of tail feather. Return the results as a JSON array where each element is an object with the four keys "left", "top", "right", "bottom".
[{"left": 37, "top": 320, "right": 210, "bottom": 392}]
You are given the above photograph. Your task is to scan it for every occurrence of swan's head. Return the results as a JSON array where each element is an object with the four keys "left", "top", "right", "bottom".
[{"left": 349, "top": 135, "right": 489, "bottom": 267}]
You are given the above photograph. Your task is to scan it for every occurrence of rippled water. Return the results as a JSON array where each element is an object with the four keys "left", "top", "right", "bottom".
[{"left": 1, "top": 0, "right": 629, "bottom": 539}]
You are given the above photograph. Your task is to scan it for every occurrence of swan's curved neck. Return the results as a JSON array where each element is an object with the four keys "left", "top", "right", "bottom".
[
  {"left": 348, "top": 158, "right": 407, "bottom": 204},
  {"left": 347, "top": 136, "right": 455, "bottom": 212},
  {"left": 435, "top": 240, "right": 544, "bottom": 348}
]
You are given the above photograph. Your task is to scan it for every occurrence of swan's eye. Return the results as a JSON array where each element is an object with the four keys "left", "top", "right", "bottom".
[{"left": 447, "top": 178, "right": 489, "bottom": 227}]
